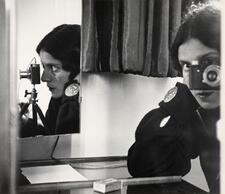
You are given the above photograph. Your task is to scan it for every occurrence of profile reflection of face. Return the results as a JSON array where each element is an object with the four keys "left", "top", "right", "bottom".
[
  {"left": 178, "top": 38, "right": 220, "bottom": 110},
  {"left": 40, "top": 50, "right": 70, "bottom": 98}
]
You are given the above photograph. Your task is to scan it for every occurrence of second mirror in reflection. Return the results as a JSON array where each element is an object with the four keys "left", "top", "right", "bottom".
[{"left": 19, "top": 24, "right": 81, "bottom": 137}]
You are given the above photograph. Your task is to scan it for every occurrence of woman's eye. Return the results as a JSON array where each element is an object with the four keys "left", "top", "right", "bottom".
[
  {"left": 52, "top": 66, "right": 59, "bottom": 72},
  {"left": 200, "top": 57, "right": 219, "bottom": 66},
  {"left": 180, "top": 62, "right": 190, "bottom": 68},
  {"left": 199, "top": 56, "right": 220, "bottom": 66},
  {"left": 181, "top": 63, "right": 191, "bottom": 73}
]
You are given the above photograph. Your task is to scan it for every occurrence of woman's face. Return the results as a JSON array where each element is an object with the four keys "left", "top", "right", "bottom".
[
  {"left": 178, "top": 38, "right": 220, "bottom": 109},
  {"left": 40, "top": 50, "right": 70, "bottom": 98}
]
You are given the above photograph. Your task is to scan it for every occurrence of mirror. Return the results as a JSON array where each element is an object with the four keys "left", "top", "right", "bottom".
[{"left": 17, "top": 0, "right": 81, "bottom": 137}]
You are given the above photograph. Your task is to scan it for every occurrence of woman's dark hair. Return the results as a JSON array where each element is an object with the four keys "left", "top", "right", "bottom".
[
  {"left": 36, "top": 24, "right": 81, "bottom": 80},
  {"left": 171, "top": 2, "right": 220, "bottom": 75}
]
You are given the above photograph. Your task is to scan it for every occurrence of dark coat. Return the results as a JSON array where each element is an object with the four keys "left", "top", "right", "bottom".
[
  {"left": 45, "top": 90, "right": 80, "bottom": 135},
  {"left": 20, "top": 81, "right": 80, "bottom": 137},
  {"left": 127, "top": 82, "right": 220, "bottom": 194}
]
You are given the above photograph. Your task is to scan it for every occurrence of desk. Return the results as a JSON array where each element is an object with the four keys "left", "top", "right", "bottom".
[
  {"left": 18, "top": 180, "right": 208, "bottom": 194},
  {"left": 18, "top": 157, "right": 208, "bottom": 194}
]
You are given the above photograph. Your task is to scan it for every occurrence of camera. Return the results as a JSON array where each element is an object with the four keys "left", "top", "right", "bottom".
[
  {"left": 189, "top": 61, "right": 220, "bottom": 90},
  {"left": 20, "top": 63, "right": 40, "bottom": 85}
]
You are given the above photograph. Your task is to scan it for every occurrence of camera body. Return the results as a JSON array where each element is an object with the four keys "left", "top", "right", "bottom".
[
  {"left": 189, "top": 63, "right": 220, "bottom": 90},
  {"left": 20, "top": 63, "right": 40, "bottom": 85}
]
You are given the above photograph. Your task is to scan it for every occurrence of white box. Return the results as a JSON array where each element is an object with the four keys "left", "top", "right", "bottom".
[{"left": 93, "top": 178, "right": 121, "bottom": 193}]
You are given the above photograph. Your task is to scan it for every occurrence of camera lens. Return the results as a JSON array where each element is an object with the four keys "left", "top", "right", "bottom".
[
  {"left": 203, "top": 65, "right": 220, "bottom": 87},
  {"left": 207, "top": 71, "right": 217, "bottom": 81}
]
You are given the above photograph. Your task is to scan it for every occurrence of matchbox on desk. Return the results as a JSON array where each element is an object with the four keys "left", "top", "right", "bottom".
[{"left": 93, "top": 178, "right": 121, "bottom": 193}]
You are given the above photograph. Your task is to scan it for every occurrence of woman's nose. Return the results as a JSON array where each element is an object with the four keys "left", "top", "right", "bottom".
[{"left": 41, "top": 69, "right": 51, "bottom": 82}]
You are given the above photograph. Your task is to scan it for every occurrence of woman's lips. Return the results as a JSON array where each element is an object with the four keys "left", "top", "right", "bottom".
[{"left": 196, "top": 91, "right": 213, "bottom": 99}]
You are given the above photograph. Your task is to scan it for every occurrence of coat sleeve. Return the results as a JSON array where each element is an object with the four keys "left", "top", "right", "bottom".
[{"left": 127, "top": 108, "right": 193, "bottom": 178}]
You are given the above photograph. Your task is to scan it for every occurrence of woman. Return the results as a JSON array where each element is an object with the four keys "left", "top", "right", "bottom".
[
  {"left": 20, "top": 24, "right": 80, "bottom": 136},
  {"left": 127, "top": 2, "right": 220, "bottom": 193}
]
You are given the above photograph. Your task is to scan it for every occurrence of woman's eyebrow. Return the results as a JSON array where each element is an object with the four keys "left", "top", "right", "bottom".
[
  {"left": 179, "top": 60, "right": 191, "bottom": 66},
  {"left": 179, "top": 52, "right": 219, "bottom": 65},
  {"left": 43, "top": 63, "right": 62, "bottom": 68},
  {"left": 197, "top": 52, "right": 219, "bottom": 59}
]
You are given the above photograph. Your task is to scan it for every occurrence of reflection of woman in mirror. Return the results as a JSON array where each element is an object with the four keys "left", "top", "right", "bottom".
[
  {"left": 20, "top": 24, "right": 80, "bottom": 137},
  {"left": 127, "top": 2, "right": 220, "bottom": 194}
]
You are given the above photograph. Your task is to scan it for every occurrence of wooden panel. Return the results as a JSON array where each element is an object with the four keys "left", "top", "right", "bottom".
[{"left": 0, "top": 0, "right": 17, "bottom": 193}]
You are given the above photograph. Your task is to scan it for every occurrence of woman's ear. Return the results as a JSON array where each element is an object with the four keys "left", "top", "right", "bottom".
[{"left": 73, "top": 73, "right": 80, "bottom": 83}]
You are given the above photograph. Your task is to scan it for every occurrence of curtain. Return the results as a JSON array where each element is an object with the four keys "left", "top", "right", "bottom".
[{"left": 82, "top": 0, "right": 184, "bottom": 77}]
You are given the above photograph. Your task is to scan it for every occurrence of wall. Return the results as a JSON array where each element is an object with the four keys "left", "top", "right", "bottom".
[{"left": 71, "top": 73, "right": 182, "bottom": 157}]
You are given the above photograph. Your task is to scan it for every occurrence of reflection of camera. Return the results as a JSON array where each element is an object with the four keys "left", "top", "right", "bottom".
[
  {"left": 20, "top": 63, "right": 40, "bottom": 85},
  {"left": 189, "top": 63, "right": 220, "bottom": 90}
]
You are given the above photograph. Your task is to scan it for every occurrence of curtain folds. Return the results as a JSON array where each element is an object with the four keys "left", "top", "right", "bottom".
[{"left": 82, "top": 0, "right": 183, "bottom": 77}]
